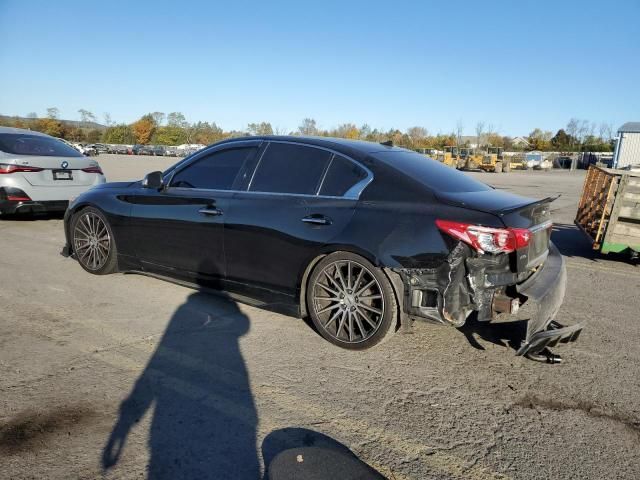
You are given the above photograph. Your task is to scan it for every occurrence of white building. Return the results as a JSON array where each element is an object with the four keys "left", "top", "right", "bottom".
[{"left": 613, "top": 122, "right": 640, "bottom": 169}]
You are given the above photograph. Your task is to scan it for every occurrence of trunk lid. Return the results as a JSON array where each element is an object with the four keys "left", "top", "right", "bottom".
[
  {"left": 5, "top": 155, "right": 100, "bottom": 186},
  {"left": 436, "top": 189, "right": 556, "bottom": 271}
]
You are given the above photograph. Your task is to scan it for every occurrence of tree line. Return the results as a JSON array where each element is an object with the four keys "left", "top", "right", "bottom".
[{"left": 0, "top": 108, "right": 616, "bottom": 152}]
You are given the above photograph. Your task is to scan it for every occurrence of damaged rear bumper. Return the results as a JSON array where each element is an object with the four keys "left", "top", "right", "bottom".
[
  {"left": 513, "top": 243, "right": 583, "bottom": 355},
  {"left": 388, "top": 242, "right": 583, "bottom": 358},
  {"left": 516, "top": 321, "right": 582, "bottom": 357}
]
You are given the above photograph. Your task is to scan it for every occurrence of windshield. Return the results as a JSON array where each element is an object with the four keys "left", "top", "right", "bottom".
[
  {"left": 374, "top": 150, "right": 492, "bottom": 193},
  {"left": 0, "top": 133, "right": 83, "bottom": 157}
]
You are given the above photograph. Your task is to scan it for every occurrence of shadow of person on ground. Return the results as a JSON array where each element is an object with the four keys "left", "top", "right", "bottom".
[
  {"left": 101, "top": 290, "right": 258, "bottom": 479},
  {"left": 261, "top": 427, "right": 385, "bottom": 480}
]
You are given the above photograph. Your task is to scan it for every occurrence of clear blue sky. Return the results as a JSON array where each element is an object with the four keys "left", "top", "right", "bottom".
[{"left": 0, "top": 0, "right": 638, "bottom": 136}]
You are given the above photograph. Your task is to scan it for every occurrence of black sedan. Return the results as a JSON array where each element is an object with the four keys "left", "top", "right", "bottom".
[{"left": 62, "top": 136, "right": 582, "bottom": 359}]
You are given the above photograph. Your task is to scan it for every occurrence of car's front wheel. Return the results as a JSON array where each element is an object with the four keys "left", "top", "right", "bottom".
[
  {"left": 306, "top": 252, "right": 397, "bottom": 350},
  {"left": 71, "top": 207, "right": 118, "bottom": 275}
]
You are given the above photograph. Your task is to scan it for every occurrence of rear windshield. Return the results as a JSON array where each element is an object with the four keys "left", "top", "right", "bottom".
[
  {"left": 0, "top": 133, "right": 83, "bottom": 157},
  {"left": 374, "top": 150, "right": 492, "bottom": 193}
]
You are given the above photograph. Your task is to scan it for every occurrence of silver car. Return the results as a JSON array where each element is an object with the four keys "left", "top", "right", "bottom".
[{"left": 0, "top": 127, "right": 106, "bottom": 215}]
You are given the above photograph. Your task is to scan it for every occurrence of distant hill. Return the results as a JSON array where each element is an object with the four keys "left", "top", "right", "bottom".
[{"left": 0, "top": 114, "right": 107, "bottom": 130}]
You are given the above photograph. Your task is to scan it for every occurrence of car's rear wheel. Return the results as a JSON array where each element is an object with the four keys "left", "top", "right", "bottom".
[
  {"left": 71, "top": 207, "right": 118, "bottom": 275},
  {"left": 306, "top": 252, "right": 397, "bottom": 350}
]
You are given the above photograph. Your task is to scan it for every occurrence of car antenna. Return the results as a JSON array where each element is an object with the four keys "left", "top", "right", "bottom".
[{"left": 380, "top": 140, "right": 393, "bottom": 147}]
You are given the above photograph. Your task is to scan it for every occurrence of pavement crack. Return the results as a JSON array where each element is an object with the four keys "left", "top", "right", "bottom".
[{"left": 515, "top": 393, "right": 640, "bottom": 437}]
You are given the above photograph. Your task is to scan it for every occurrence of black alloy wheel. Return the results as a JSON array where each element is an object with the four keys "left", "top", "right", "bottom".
[{"left": 307, "top": 252, "right": 397, "bottom": 349}]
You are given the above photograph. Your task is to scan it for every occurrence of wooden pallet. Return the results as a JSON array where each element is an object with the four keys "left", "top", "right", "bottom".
[
  {"left": 575, "top": 166, "right": 617, "bottom": 247},
  {"left": 575, "top": 166, "right": 640, "bottom": 253}
]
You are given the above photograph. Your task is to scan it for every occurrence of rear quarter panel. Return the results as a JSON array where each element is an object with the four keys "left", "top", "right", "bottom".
[{"left": 332, "top": 199, "right": 505, "bottom": 269}]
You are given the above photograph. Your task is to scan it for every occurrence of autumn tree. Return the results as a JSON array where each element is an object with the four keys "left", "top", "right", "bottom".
[
  {"left": 527, "top": 128, "right": 552, "bottom": 151},
  {"left": 69, "top": 128, "right": 86, "bottom": 142},
  {"left": 551, "top": 129, "right": 572, "bottom": 150},
  {"left": 566, "top": 118, "right": 580, "bottom": 151},
  {"left": 335, "top": 123, "right": 359, "bottom": 139},
  {"left": 247, "top": 122, "right": 273, "bottom": 136},
  {"left": 153, "top": 125, "right": 187, "bottom": 145},
  {"left": 455, "top": 120, "right": 464, "bottom": 148},
  {"left": 486, "top": 132, "right": 505, "bottom": 148},
  {"left": 150, "top": 112, "right": 165, "bottom": 126},
  {"left": 35, "top": 118, "right": 65, "bottom": 137},
  {"left": 407, "top": 126, "right": 429, "bottom": 148},
  {"left": 167, "top": 112, "right": 188, "bottom": 128},
  {"left": 46, "top": 107, "right": 60, "bottom": 119},
  {"left": 103, "top": 124, "right": 135, "bottom": 144},
  {"left": 298, "top": 118, "right": 319, "bottom": 136},
  {"left": 475, "top": 121, "right": 485, "bottom": 149},
  {"left": 78, "top": 109, "right": 96, "bottom": 126},
  {"left": 86, "top": 129, "right": 102, "bottom": 143},
  {"left": 131, "top": 114, "right": 156, "bottom": 144}
]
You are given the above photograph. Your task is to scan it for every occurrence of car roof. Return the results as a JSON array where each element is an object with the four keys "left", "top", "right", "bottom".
[
  {"left": 217, "top": 135, "right": 407, "bottom": 160},
  {"left": 0, "top": 126, "right": 50, "bottom": 137}
]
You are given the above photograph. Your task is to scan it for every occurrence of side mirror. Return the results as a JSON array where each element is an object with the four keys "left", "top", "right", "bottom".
[{"left": 142, "top": 171, "right": 164, "bottom": 190}]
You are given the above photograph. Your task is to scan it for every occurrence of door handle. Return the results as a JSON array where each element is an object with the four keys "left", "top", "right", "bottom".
[
  {"left": 199, "top": 207, "right": 223, "bottom": 216},
  {"left": 302, "top": 215, "right": 332, "bottom": 225}
]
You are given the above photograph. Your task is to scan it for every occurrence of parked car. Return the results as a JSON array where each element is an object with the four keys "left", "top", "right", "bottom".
[
  {"left": 108, "top": 144, "right": 129, "bottom": 154},
  {"left": 0, "top": 127, "right": 106, "bottom": 215},
  {"left": 83, "top": 144, "right": 100, "bottom": 156},
  {"left": 149, "top": 145, "right": 165, "bottom": 156},
  {"left": 163, "top": 146, "right": 178, "bottom": 157},
  {"left": 131, "top": 144, "right": 163, "bottom": 155},
  {"left": 130, "top": 144, "right": 145, "bottom": 155},
  {"left": 94, "top": 143, "right": 109, "bottom": 154},
  {"left": 62, "top": 136, "right": 581, "bottom": 360}
]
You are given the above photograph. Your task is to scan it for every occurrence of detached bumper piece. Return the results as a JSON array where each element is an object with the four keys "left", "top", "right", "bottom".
[{"left": 516, "top": 320, "right": 583, "bottom": 363}]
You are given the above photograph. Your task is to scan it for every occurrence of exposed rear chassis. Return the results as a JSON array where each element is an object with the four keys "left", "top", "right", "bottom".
[{"left": 388, "top": 242, "right": 583, "bottom": 361}]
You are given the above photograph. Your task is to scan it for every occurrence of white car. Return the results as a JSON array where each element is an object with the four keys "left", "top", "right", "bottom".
[{"left": 0, "top": 127, "right": 106, "bottom": 215}]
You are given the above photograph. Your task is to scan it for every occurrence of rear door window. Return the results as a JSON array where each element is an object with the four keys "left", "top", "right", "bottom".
[
  {"left": 170, "top": 147, "right": 257, "bottom": 190},
  {"left": 0, "top": 133, "right": 83, "bottom": 157},
  {"left": 320, "top": 154, "right": 368, "bottom": 197},
  {"left": 249, "top": 143, "right": 331, "bottom": 195}
]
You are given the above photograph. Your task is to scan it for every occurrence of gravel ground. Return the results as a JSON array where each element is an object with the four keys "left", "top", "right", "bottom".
[{"left": 0, "top": 155, "right": 638, "bottom": 479}]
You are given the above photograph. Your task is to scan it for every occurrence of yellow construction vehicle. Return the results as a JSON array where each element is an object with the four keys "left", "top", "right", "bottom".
[
  {"left": 478, "top": 147, "right": 505, "bottom": 173},
  {"left": 435, "top": 146, "right": 459, "bottom": 168},
  {"left": 459, "top": 147, "right": 487, "bottom": 170},
  {"left": 506, "top": 153, "right": 527, "bottom": 170}
]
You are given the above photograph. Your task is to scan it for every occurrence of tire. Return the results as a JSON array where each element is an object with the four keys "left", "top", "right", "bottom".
[
  {"left": 306, "top": 252, "right": 397, "bottom": 350},
  {"left": 494, "top": 161, "right": 503, "bottom": 173},
  {"left": 70, "top": 206, "right": 118, "bottom": 275}
]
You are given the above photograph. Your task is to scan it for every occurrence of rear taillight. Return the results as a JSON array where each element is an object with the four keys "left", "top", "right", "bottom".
[
  {"left": 0, "top": 163, "right": 45, "bottom": 174},
  {"left": 0, "top": 187, "right": 32, "bottom": 202},
  {"left": 82, "top": 166, "right": 103, "bottom": 174},
  {"left": 436, "top": 219, "right": 532, "bottom": 254}
]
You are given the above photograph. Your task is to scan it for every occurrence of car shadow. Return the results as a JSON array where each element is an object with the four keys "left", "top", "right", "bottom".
[
  {"left": 551, "top": 223, "right": 637, "bottom": 264},
  {"left": 550, "top": 223, "right": 597, "bottom": 260},
  {"left": 0, "top": 211, "right": 65, "bottom": 221},
  {"left": 101, "top": 290, "right": 259, "bottom": 479},
  {"left": 457, "top": 314, "right": 527, "bottom": 353}
]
